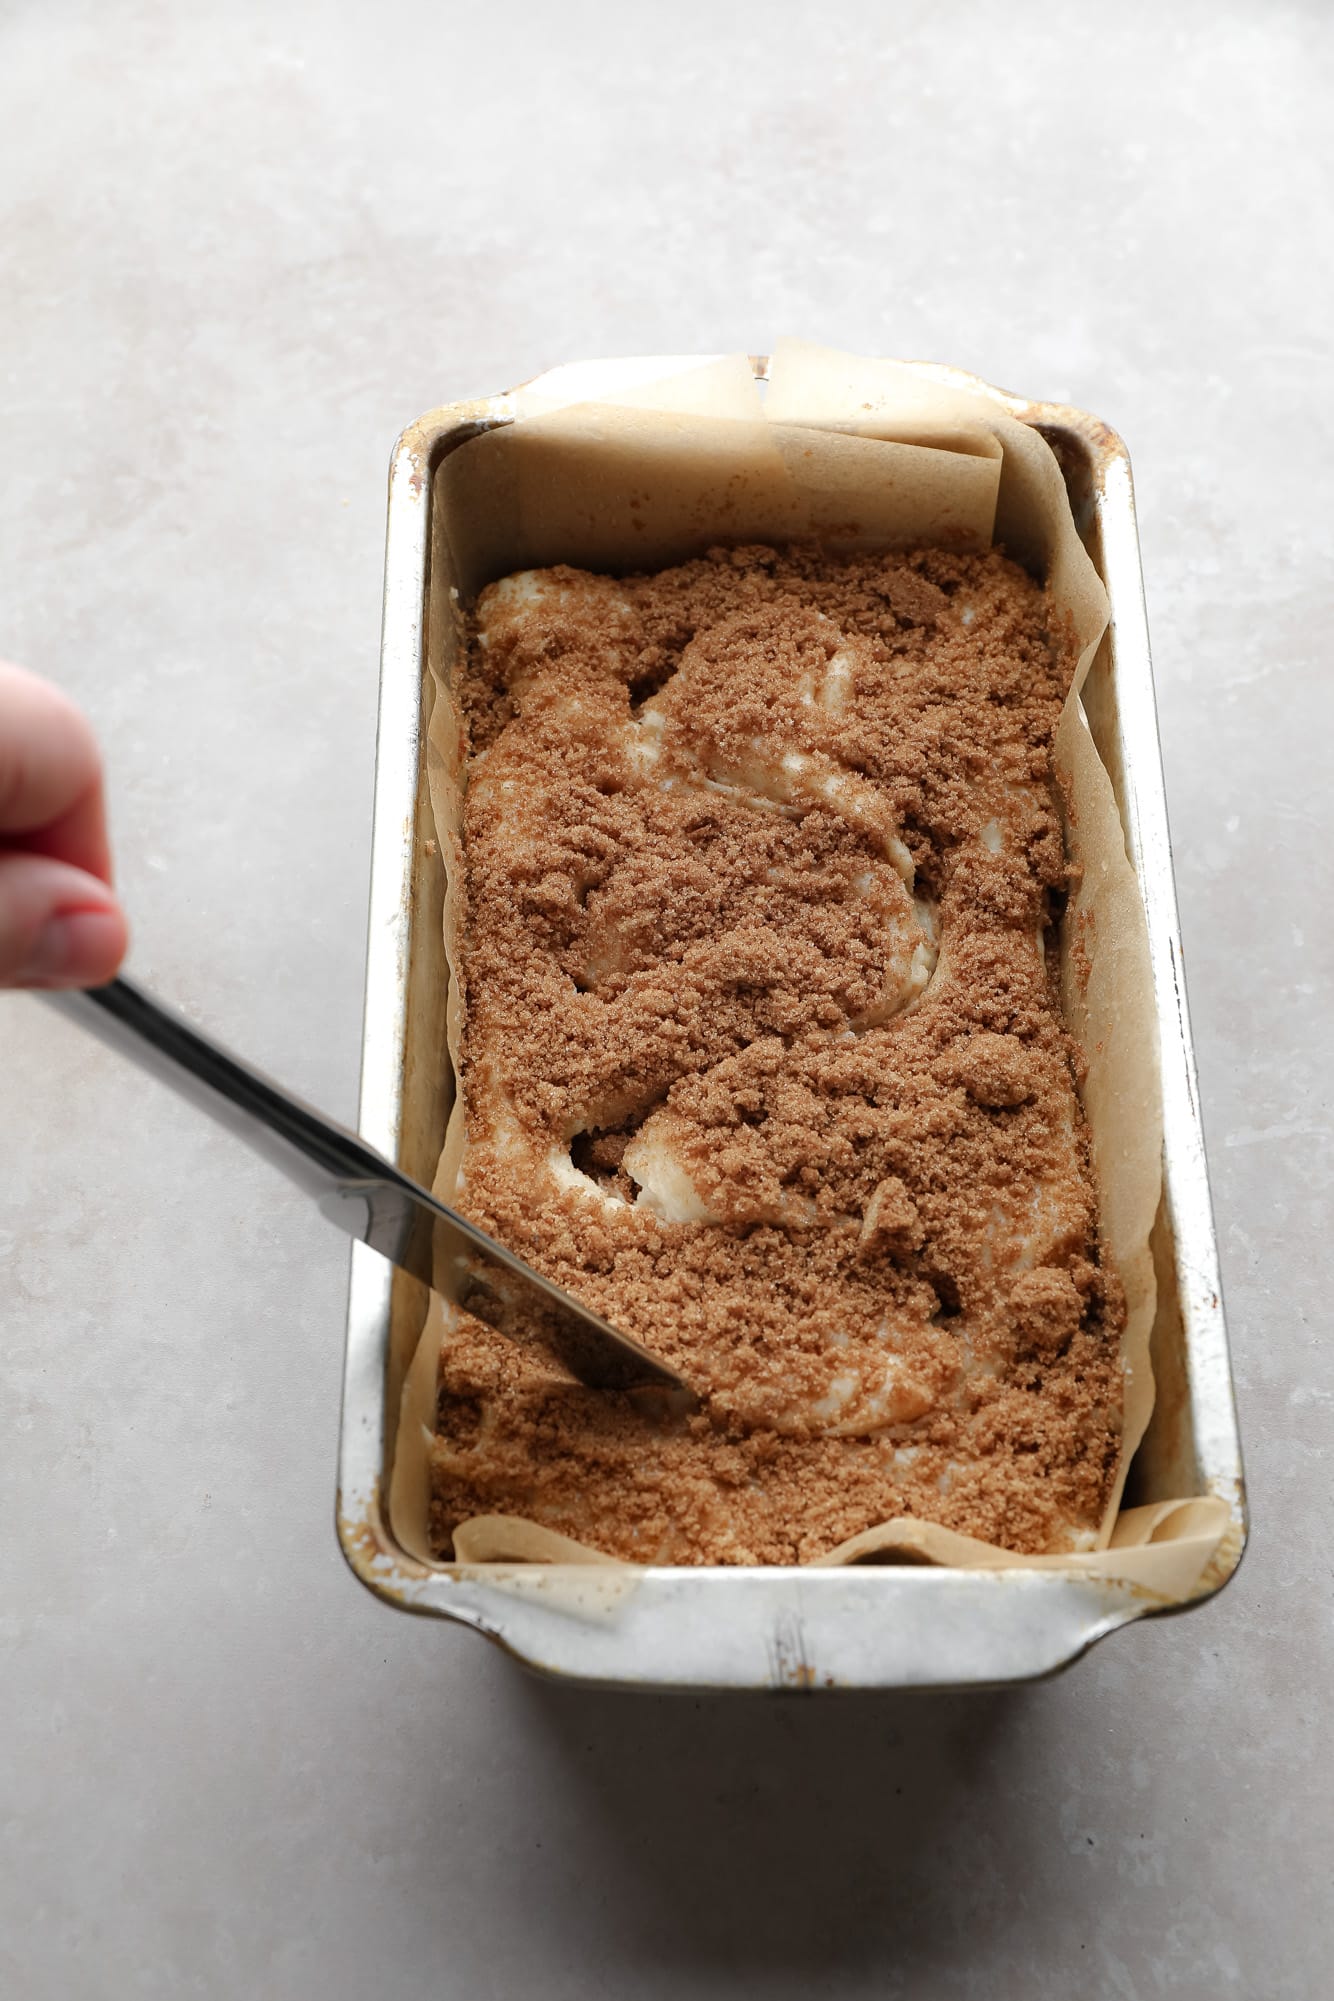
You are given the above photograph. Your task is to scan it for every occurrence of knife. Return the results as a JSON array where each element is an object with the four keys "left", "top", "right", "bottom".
[{"left": 42, "top": 974, "right": 690, "bottom": 1398}]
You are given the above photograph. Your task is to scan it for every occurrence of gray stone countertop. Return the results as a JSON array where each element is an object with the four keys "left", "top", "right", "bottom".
[{"left": 2, "top": 4, "right": 1329, "bottom": 1995}]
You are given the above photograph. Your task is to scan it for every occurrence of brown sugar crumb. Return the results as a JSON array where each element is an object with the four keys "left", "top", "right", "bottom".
[
  {"left": 427, "top": 543, "right": 1125, "bottom": 1565},
  {"left": 857, "top": 1176, "right": 925, "bottom": 1259},
  {"left": 947, "top": 1030, "right": 1039, "bottom": 1108},
  {"left": 1010, "top": 1267, "right": 1086, "bottom": 1353}
]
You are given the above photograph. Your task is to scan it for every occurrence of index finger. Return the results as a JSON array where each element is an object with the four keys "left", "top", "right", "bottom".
[{"left": 0, "top": 660, "right": 113, "bottom": 884}]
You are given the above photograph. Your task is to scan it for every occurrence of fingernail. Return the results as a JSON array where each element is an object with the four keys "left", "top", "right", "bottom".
[{"left": 23, "top": 909, "right": 125, "bottom": 985}]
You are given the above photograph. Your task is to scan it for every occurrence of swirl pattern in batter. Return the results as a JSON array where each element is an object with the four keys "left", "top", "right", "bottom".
[{"left": 429, "top": 543, "right": 1125, "bottom": 1563}]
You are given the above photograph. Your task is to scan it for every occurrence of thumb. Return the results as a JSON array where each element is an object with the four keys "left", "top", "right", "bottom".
[{"left": 0, "top": 851, "right": 129, "bottom": 988}]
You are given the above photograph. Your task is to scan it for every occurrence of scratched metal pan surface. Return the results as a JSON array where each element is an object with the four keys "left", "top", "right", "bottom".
[{"left": 335, "top": 357, "right": 1246, "bottom": 1691}]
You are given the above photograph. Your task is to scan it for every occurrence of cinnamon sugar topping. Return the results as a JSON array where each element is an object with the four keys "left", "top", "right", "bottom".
[{"left": 428, "top": 544, "right": 1125, "bottom": 1564}]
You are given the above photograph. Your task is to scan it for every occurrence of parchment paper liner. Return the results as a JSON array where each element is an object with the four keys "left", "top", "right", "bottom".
[{"left": 389, "top": 341, "right": 1230, "bottom": 1596}]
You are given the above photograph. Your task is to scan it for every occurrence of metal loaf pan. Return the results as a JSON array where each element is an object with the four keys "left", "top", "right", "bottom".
[{"left": 336, "top": 356, "right": 1246, "bottom": 1690}]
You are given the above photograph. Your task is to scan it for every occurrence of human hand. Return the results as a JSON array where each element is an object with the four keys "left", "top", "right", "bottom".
[{"left": 0, "top": 661, "right": 128, "bottom": 988}]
